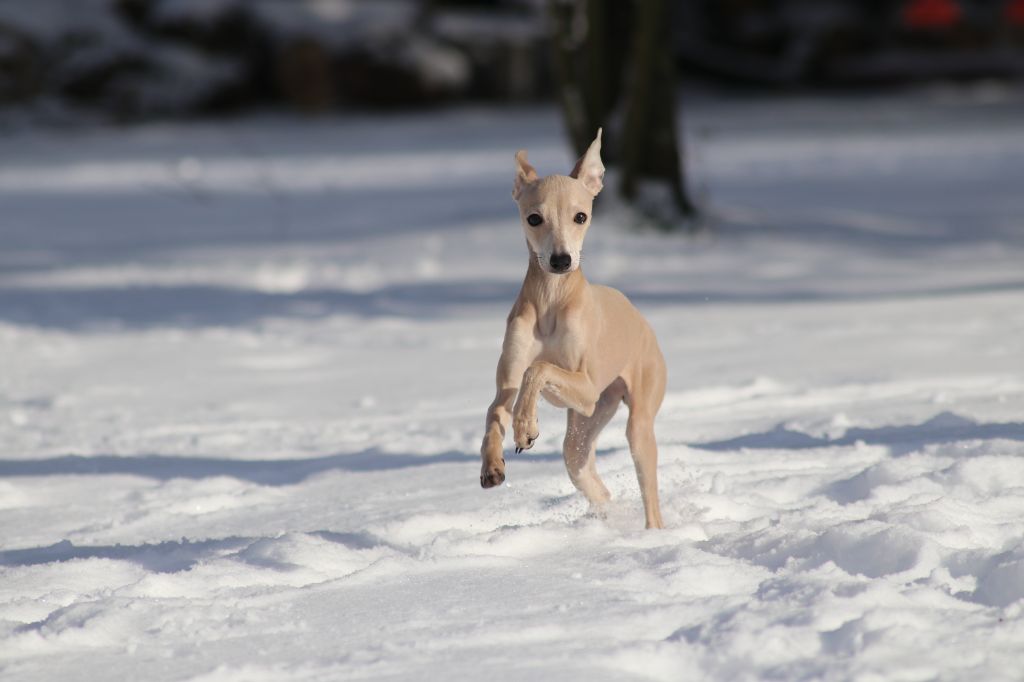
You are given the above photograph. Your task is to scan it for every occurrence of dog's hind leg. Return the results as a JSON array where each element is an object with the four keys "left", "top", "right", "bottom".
[
  {"left": 625, "top": 356, "right": 667, "bottom": 529},
  {"left": 562, "top": 379, "right": 625, "bottom": 508},
  {"left": 626, "top": 409, "right": 663, "bottom": 529}
]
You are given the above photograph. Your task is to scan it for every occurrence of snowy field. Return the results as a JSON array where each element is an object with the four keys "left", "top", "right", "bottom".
[{"left": 1, "top": 87, "right": 1024, "bottom": 680}]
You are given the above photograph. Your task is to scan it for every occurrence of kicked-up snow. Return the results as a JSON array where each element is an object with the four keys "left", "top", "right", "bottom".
[{"left": 1, "top": 88, "right": 1023, "bottom": 680}]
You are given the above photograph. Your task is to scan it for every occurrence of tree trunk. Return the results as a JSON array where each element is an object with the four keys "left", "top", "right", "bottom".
[{"left": 548, "top": 0, "right": 697, "bottom": 223}]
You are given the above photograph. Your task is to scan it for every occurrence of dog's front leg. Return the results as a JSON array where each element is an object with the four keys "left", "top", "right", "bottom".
[
  {"left": 512, "top": 362, "right": 599, "bottom": 452},
  {"left": 480, "top": 312, "right": 536, "bottom": 488}
]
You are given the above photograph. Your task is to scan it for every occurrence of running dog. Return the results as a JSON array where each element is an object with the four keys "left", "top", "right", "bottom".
[{"left": 479, "top": 129, "right": 667, "bottom": 529}]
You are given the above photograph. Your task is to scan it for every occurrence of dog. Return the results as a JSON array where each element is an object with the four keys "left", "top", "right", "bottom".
[{"left": 479, "top": 129, "right": 667, "bottom": 529}]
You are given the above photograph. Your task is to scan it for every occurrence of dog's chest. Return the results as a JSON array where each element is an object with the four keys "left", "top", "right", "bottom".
[{"left": 534, "top": 312, "right": 583, "bottom": 369}]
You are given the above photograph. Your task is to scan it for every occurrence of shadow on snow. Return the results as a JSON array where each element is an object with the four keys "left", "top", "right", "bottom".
[
  {"left": 0, "top": 445, "right": 596, "bottom": 485},
  {"left": 690, "top": 411, "right": 1024, "bottom": 455},
  {"left": 0, "top": 530, "right": 384, "bottom": 574},
  {"left": 0, "top": 448, "right": 477, "bottom": 485},
  {"left": 3, "top": 278, "right": 1023, "bottom": 330}
]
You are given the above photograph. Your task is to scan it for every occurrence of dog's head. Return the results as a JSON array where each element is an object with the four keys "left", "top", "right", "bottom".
[{"left": 512, "top": 129, "right": 604, "bottom": 275}]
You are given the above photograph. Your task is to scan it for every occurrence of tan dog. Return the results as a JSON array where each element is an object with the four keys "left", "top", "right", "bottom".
[{"left": 479, "top": 129, "right": 667, "bottom": 529}]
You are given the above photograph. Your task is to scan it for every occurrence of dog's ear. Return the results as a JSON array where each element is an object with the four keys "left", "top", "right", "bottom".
[
  {"left": 570, "top": 128, "right": 604, "bottom": 196},
  {"left": 513, "top": 150, "right": 538, "bottom": 200}
]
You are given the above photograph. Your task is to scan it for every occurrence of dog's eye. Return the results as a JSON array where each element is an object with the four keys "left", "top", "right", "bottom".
[
  {"left": 526, "top": 213, "right": 543, "bottom": 227},
  {"left": 574, "top": 212, "right": 587, "bottom": 224}
]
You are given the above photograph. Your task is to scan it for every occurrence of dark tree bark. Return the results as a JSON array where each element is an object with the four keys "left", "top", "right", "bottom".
[{"left": 548, "top": 0, "right": 697, "bottom": 223}]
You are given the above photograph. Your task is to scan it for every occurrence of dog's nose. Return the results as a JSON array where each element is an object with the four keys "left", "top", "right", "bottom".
[{"left": 549, "top": 253, "right": 572, "bottom": 272}]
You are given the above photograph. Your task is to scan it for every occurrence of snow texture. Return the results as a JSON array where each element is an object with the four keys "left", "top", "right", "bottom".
[{"left": 1, "top": 87, "right": 1024, "bottom": 680}]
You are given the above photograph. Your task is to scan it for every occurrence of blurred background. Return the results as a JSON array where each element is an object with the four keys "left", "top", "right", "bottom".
[
  {"left": 3, "top": 0, "right": 1024, "bottom": 224},
  {"left": 4, "top": 0, "right": 1024, "bottom": 116}
]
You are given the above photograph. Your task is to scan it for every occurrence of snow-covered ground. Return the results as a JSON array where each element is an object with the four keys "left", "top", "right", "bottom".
[{"left": 2, "top": 86, "right": 1024, "bottom": 680}]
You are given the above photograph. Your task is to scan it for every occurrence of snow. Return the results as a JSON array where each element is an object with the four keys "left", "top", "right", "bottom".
[{"left": 1, "top": 88, "right": 1024, "bottom": 680}]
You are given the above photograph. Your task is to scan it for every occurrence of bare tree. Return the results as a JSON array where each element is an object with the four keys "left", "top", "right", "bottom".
[{"left": 548, "top": 0, "right": 696, "bottom": 224}]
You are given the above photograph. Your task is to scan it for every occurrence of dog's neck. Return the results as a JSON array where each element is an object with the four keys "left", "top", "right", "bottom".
[{"left": 523, "top": 253, "right": 587, "bottom": 312}]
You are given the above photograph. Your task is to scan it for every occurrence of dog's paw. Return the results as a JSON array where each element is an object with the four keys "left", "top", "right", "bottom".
[
  {"left": 480, "top": 462, "right": 506, "bottom": 489},
  {"left": 512, "top": 415, "right": 539, "bottom": 453}
]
